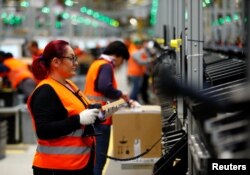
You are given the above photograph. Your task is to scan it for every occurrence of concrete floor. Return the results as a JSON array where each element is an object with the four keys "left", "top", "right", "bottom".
[
  {"left": 0, "top": 128, "right": 155, "bottom": 175},
  {"left": 0, "top": 144, "right": 34, "bottom": 175}
]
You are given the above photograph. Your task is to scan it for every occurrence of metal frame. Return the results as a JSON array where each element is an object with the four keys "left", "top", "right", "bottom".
[
  {"left": 0, "top": 0, "right": 2, "bottom": 41},
  {"left": 186, "top": 0, "right": 203, "bottom": 175},
  {"left": 176, "top": 0, "right": 186, "bottom": 129},
  {"left": 244, "top": 0, "right": 250, "bottom": 157}
]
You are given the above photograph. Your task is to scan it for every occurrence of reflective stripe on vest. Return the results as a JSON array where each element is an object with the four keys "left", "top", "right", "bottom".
[
  {"left": 37, "top": 145, "right": 91, "bottom": 155},
  {"left": 67, "top": 129, "right": 83, "bottom": 137}
]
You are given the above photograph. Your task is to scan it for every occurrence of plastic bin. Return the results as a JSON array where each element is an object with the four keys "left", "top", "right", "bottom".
[
  {"left": 20, "top": 106, "right": 36, "bottom": 144},
  {"left": 0, "top": 120, "right": 8, "bottom": 160}
]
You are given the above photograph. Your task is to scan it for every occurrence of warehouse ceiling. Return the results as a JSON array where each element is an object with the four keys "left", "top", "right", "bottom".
[
  {"left": 1, "top": 0, "right": 154, "bottom": 37},
  {"left": 57, "top": 0, "right": 152, "bottom": 27},
  {"left": 75, "top": 0, "right": 151, "bottom": 11}
]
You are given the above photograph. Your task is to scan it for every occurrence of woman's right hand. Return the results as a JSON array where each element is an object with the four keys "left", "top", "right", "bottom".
[{"left": 79, "top": 109, "right": 99, "bottom": 125}]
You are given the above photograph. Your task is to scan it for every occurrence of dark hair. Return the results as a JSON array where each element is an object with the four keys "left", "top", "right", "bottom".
[
  {"left": 4, "top": 52, "right": 13, "bottom": 58},
  {"left": 32, "top": 40, "right": 69, "bottom": 80},
  {"left": 103, "top": 40, "right": 130, "bottom": 60},
  {"left": 29, "top": 40, "right": 39, "bottom": 48},
  {"left": 0, "top": 51, "right": 13, "bottom": 62},
  {"left": 0, "top": 51, "right": 5, "bottom": 62}
]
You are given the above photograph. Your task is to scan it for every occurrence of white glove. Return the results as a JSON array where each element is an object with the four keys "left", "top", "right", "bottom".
[
  {"left": 129, "top": 100, "right": 141, "bottom": 108},
  {"left": 79, "top": 109, "right": 99, "bottom": 125},
  {"left": 98, "top": 111, "right": 106, "bottom": 121}
]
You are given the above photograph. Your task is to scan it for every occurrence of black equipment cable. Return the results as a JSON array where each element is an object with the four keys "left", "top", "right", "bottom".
[{"left": 102, "top": 136, "right": 163, "bottom": 161}]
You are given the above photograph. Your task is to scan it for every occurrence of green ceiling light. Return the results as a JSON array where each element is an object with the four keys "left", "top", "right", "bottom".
[
  {"left": 218, "top": 18, "right": 225, "bottom": 25},
  {"left": 93, "top": 12, "right": 100, "bottom": 19},
  {"left": 70, "top": 15, "right": 100, "bottom": 28},
  {"left": 41, "top": 7, "right": 50, "bottom": 14},
  {"left": 80, "top": 6, "right": 119, "bottom": 27},
  {"left": 205, "top": 0, "right": 211, "bottom": 4},
  {"left": 113, "top": 21, "right": 119, "bottom": 27},
  {"left": 1, "top": 12, "right": 7, "bottom": 19},
  {"left": 87, "top": 9, "right": 93, "bottom": 16},
  {"left": 62, "top": 12, "right": 70, "bottom": 19},
  {"left": 2, "top": 14, "right": 23, "bottom": 26},
  {"left": 20, "top": 1, "right": 29, "bottom": 8},
  {"left": 15, "top": 16, "right": 22, "bottom": 24},
  {"left": 55, "top": 21, "right": 62, "bottom": 28},
  {"left": 150, "top": 0, "right": 159, "bottom": 26},
  {"left": 233, "top": 14, "right": 239, "bottom": 21},
  {"left": 110, "top": 20, "right": 117, "bottom": 26},
  {"left": 80, "top": 7, "right": 87, "bottom": 13},
  {"left": 225, "top": 15, "right": 232, "bottom": 23},
  {"left": 65, "top": 0, "right": 74, "bottom": 7}
]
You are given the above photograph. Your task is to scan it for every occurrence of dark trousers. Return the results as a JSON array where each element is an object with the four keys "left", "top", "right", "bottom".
[
  {"left": 33, "top": 167, "right": 93, "bottom": 175},
  {"left": 94, "top": 124, "right": 111, "bottom": 175},
  {"left": 140, "top": 74, "right": 150, "bottom": 104},
  {"left": 128, "top": 76, "right": 143, "bottom": 101}
]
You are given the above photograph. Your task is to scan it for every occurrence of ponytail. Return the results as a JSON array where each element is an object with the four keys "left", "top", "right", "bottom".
[{"left": 31, "top": 57, "right": 48, "bottom": 80}]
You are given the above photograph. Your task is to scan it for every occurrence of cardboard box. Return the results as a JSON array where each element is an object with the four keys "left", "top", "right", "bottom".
[{"left": 112, "top": 105, "right": 162, "bottom": 163}]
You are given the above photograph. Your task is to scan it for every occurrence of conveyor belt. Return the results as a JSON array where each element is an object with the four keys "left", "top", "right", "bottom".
[
  {"left": 187, "top": 81, "right": 249, "bottom": 158},
  {"left": 204, "top": 58, "right": 246, "bottom": 86}
]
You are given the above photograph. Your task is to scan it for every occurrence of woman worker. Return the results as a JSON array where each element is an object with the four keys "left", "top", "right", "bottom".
[{"left": 27, "top": 40, "right": 99, "bottom": 175}]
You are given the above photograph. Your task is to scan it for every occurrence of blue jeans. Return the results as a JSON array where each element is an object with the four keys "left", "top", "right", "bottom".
[
  {"left": 128, "top": 76, "right": 143, "bottom": 101},
  {"left": 94, "top": 124, "right": 111, "bottom": 175}
]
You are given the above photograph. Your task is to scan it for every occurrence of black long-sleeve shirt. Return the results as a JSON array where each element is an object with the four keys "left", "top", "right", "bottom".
[
  {"left": 95, "top": 64, "right": 122, "bottom": 99},
  {"left": 29, "top": 84, "right": 81, "bottom": 140}
]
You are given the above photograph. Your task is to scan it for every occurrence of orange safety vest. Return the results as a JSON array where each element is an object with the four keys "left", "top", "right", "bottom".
[
  {"left": 84, "top": 59, "right": 118, "bottom": 125},
  {"left": 32, "top": 49, "right": 44, "bottom": 60},
  {"left": 3, "top": 58, "right": 35, "bottom": 88},
  {"left": 127, "top": 46, "right": 145, "bottom": 77},
  {"left": 27, "top": 78, "right": 94, "bottom": 170}
]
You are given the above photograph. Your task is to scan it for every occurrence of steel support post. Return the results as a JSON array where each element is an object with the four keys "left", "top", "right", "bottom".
[
  {"left": 154, "top": 0, "right": 168, "bottom": 40},
  {"left": 187, "top": 0, "right": 203, "bottom": 174},
  {"left": 244, "top": 0, "right": 250, "bottom": 157},
  {"left": 49, "top": 0, "right": 57, "bottom": 38},
  {"left": 176, "top": 0, "right": 186, "bottom": 130},
  {"left": 167, "top": 0, "right": 173, "bottom": 41},
  {"left": 0, "top": 0, "right": 3, "bottom": 40}
]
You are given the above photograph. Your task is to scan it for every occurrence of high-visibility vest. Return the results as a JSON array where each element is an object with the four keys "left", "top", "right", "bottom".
[
  {"left": 127, "top": 46, "right": 145, "bottom": 77},
  {"left": 27, "top": 77, "right": 94, "bottom": 170},
  {"left": 84, "top": 59, "right": 118, "bottom": 125},
  {"left": 32, "top": 49, "right": 44, "bottom": 60},
  {"left": 3, "top": 58, "right": 35, "bottom": 88}
]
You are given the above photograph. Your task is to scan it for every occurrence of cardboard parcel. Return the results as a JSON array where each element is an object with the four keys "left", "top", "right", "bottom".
[{"left": 112, "top": 105, "right": 162, "bottom": 163}]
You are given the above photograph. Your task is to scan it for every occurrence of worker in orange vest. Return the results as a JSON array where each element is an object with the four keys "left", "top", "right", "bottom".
[
  {"left": 27, "top": 40, "right": 44, "bottom": 60},
  {"left": 132, "top": 40, "right": 156, "bottom": 104},
  {"left": 27, "top": 40, "right": 100, "bottom": 175},
  {"left": 0, "top": 51, "right": 36, "bottom": 102},
  {"left": 126, "top": 39, "right": 146, "bottom": 101},
  {"left": 84, "top": 40, "right": 140, "bottom": 175}
]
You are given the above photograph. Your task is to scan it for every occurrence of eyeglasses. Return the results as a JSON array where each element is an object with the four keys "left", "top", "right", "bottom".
[{"left": 61, "top": 55, "right": 78, "bottom": 63}]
